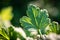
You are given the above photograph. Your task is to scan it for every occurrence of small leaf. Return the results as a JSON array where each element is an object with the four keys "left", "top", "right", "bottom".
[{"left": 49, "top": 21, "right": 59, "bottom": 33}]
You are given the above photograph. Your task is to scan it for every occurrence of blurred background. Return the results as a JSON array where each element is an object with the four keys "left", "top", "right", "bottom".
[{"left": 0, "top": 0, "right": 60, "bottom": 27}]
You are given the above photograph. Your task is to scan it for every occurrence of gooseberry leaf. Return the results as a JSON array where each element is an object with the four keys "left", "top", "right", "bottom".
[{"left": 20, "top": 4, "right": 50, "bottom": 34}]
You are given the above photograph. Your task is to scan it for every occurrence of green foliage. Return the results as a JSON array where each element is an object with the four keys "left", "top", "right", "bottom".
[
  {"left": 0, "top": 6, "right": 26, "bottom": 40},
  {"left": 20, "top": 4, "right": 50, "bottom": 35},
  {"left": 0, "top": 21, "right": 9, "bottom": 40},
  {"left": 8, "top": 26, "right": 17, "bottom": 40},
  {"left": 0, "top": 4, "right": 60, "bottom": 40},
  {"left": 50, "top": 21, "right": 58, "bottom": 33},
  {"left": 0, "top": 25, "right": 26, "bottom": 40},
  {"left": 49, "top": 21, "right": 60, "bottom": 34},
  {"left": 0, "top": 28, "right": 9, "bottom": 40},
  {"left": 20, "top": 4, "right": 60, "bottom": 37}
]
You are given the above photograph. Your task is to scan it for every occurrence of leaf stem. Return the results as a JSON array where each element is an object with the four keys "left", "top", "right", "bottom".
[{"left": 38, "top": 29, "right": 42, "bottom": 36}]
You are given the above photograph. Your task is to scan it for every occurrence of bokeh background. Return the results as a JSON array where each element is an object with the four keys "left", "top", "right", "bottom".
[{"left": 0, "top": 0, "right": 60, "bottom": 27}]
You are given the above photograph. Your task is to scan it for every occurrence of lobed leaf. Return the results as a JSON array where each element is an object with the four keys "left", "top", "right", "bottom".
[{"left": 20, "top": 4, "right": 50, "bottom": 34}]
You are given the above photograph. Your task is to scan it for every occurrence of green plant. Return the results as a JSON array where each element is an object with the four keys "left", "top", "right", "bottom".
[
  {"left": 20, "top": 4, "right": 50, "bottom": 36},
  {"left": 0, "top": 23, "right": 26, "bottom": 40},
  {"left": 46, "top": 21, "right": 60, "bottom": 34},
  {"left": 0, "top": 4, "right": 60, "bottom": 40},
  {"left": 20, "top": 4, "right": 60, "bottom": 36},
  {"left": 0, "top": 6, "right": 13, "bottom": 40},
  {"left": 0, "top": 6, "right": 26, "bottom": 40}
]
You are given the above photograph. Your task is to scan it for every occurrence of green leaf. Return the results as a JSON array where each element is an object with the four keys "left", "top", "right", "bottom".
[
  {"left": 0, "top": 34, "right": 8, "bottom": 40},
  {"left": 8, "top": 26, "right": 17, "bottom": 40},
  {"left": 20, "top": 4, "right": 50, "bottom": 35},
  {"left": 49, "top": 21, "right": 59, "bottom": 33},
  {"left": 20, "top": 16, "right": 36, "bottom": 29},
  {"left": 0, "top": 19, "right": 9, "bottom": 40},
  {"left": 0, "top": 28, "right": 9, "bottom": 40}
]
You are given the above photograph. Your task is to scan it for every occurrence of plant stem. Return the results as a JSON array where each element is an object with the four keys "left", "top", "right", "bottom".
[{"left": 38, "top": 29, "right": 42, "bottom": 36}]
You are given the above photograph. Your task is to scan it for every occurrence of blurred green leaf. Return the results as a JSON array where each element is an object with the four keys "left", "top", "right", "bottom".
[
  {"left": 8, "top": 26, "right": 17, "bottom": 40},
  {"left": 0, "top": 6, "right": 13, "bottom": 21},
  {"left": 0, "top": 20, "right": 9, "bottom": 40},
  {"left": 0, "top": 28, "right": 9, "bottom": 40},
  {"left": 45, "top": 21, "right": 60, "bottom": 34},
  {"left": 49, "top": 21, "right": 59, "bottom": 34}
]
